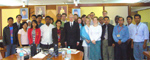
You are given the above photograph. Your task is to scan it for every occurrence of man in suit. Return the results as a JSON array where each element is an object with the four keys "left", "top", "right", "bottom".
[
  {"left": 64, "top": 14, "right": 80, "bottom": 49},
  {"left": 101, "top": 16, "right": 115, "bottom": 60},
  {"left": 13, "top": 15, "right": 22, "bottom": 29}
]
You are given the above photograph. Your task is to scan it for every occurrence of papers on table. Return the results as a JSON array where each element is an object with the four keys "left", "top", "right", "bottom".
[
  {"left": 49, "top": 48, "right": 80, "bottom": 54},
  {"left": 32, "top": 52, "right": 47, "bottom": 58}
]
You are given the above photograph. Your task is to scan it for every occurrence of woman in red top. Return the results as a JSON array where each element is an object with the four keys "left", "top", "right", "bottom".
[{"left": 28, "top": 20, "right": 41, "bottom": 56}]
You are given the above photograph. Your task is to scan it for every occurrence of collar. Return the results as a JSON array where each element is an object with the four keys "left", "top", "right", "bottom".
[
  {"left": 117, "top": 24, "right": 125, "bottom": 28},
  {"left": 136, "top": 22, "right": 141, "bottom": 27}
]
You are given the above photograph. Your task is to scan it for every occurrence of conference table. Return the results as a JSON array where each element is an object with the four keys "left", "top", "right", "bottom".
[{"left": 2, "top": 51, "right": 83, "bottom": 60}]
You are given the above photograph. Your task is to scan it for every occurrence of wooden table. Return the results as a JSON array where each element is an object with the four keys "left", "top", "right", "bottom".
[
  {"left": 2, "top": 51, "right": 83, "bottom": 60},
  {"left": 143, "top": 51, "right": 150, "bottom": 60}
]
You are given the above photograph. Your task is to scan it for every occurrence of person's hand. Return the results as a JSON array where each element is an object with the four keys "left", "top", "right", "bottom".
[
  {"left": 143, "top": 43, "right": 146, "bottom": 49},
  {"left": 127, "top": 39, "right": 131, "bottom": 44},
  {"left": 86, "top": 39, "right": 90, "bottom": 43},
  {"left": 36, "top": 44, "right": 38, "bottom": 47},
  {"left": 92, "top": 40, "right": 96, "bottom": 44},
  {"left": 77, "top": 42, "right": 79, "bottom": 46},
  {"left": 20, "top": 45, "right": 23, "bottom": 48},
  {"left": 58, "top": 42, "right": 61, "bottom": 47},
  {"left": 112, "top": 43, "right": 115, "bottom": 47},
  {"left": 118, "top": 40, "right": 121, "bottom": 45},
  {"left": 65, "top": 42, "right": 67, "bottom": 46}
]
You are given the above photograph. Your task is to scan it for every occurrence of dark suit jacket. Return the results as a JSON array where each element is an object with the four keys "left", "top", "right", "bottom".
[
  {"left": 64, "top": 21, "right": 80, "bottom": 45},
  {"left": 13, "top": 22, "right": 22, "bottom": 29},
  {"left": 52, "top": 27, "right": 65, "bottom": 47},
  {"left": 3, "top": 25, "right": 18, "bottom": 46},
  {"left": 101, "top": 24, "right": 115, "bottom": 46}
]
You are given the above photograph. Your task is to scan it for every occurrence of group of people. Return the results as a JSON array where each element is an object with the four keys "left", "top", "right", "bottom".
[{"left": 2, "top": 10, "right": 149, "bottom": 60}]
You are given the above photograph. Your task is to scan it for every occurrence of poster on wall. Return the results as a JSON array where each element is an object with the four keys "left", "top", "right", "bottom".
[
  {"left": 72, "top": 8, "right": 81, "bottom": 17},
  {"left": 20, "top": 8, "right": 29, "bottom": 20},
  {"left": 56, "top": 5, "right": 68, "bottom": 16},
  {"left": 35, "top": 6, "right": 46, "bottom": 18}
]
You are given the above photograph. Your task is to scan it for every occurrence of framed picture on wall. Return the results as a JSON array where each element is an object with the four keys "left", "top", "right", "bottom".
[
  {"left": 56, "top": 5, "right": 68, "bottom": 17},
  {"left": 20, "top": 8, "right": 29, "bottom": 20},
  {"left": 72, "top": 8, "right": 81, "bottom": 17},
  {"left": 35, "top": 6, "right": 46, "bottom": 18}
]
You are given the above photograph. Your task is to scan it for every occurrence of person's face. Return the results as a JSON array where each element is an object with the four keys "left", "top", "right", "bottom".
[
  {"left": 37, "top": 17, "right": 42, "bottom": 23},
  {"left": 86, "top": 19, "right": 90, "bottom": 25},
  {"left": 32, "top": 22, "right": 37, "bottom": 28},
  {"left": 104, "top": 18, "right": 110, "bottom": 25},
  {"left": 78, "top": 19, "right": 82, "bottom": 24},
  {"left": 118, "top": 18, "right": 124, "bottom": 25},
  {"left": 22, "top": 11, "right": 26, "bottom": 15},
  {"left": 57, "top": 15, "right": 62, "bottom": 20},
  {"left": 23, "top": 23, "right": 27, "bottom": 29},
  {"left": 127, "top": 18, "right": 132, "bottom": 24},
  {"left": 32, "top": 16, "right": 36, "bottom": 20},
  {"left": 8, "top": 19, "right": 13, "bottom": 26},
  {"left": 62, "top": 15, "right": 66, "bottom": 20},
  {"left": 69, "top": 15, "right": 74, "bottom": 22},
  {"left": 99, "top": 17, "right": 104, "bottom": 24},
  {"left": 115, "top": 17, "right": 119, "bottom": 24},
  {"left": 16, "top": 16, "right": 22, "bottom": 22},
  {"left": 90, "top": 13, "right": 95, "bottom": 19},
  {"left": 134, "top": 16, "right": 141, "bottom": 24},
  {"left": 56, "top": 22, "right": 61, "bottom": 27},
  {"left": 50, "top": 20, "right": 53, "bottom": 24},
  {"left": 93, "top": 18, "right": 98, "bottom": 24},
  {"left": 103, "top": 12, "right": 107, "bottom": 17},
  {"left": 28, "top": 22, "right": 31, "bottom": 26},
  {"left": 82, "top": 16, "right": 86, "bottom": 22},
  {"left": 74, "top": 15, "right": 78, "bottom": 20},
  {"left": 45, "top": 18, "right": 51, "bottom": 24}
]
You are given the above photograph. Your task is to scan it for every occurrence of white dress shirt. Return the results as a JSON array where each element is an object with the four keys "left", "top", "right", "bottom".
[
  {"left": 131, "top": 22, "right": 149, "bottom": 42},
  {"left": 127, "top": 23, "right": 134, "bottom": 39},
  {"left": 89, "top": 25, "right": 102, "bottom": 41},
  {"left": 40, "top": 24, "right": 55, "bottom": 45},
  {"left": 70, "top": 21, "right": 74, "bottom": 27}
]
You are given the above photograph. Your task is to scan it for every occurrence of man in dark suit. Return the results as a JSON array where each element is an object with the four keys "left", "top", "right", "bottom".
[
  {"left": 101, "top": 16, "right": 115, "bottom": 60},
  {"left": 13, "top": 15, "right": 22, "bottom": 29},
  {"left": 64, "top": 14, "right": 80, "bottom": 49}
]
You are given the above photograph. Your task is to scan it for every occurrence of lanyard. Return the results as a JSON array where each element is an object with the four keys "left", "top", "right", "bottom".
[
  {"left": 136, "top": 23, "right": 141, "bottom": 34},
  {"left": 117, "top": 26, "right": 123, "bottom": 33}
]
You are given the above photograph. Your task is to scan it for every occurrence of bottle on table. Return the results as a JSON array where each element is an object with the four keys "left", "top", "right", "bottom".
[
  {"left": 66, "top": 46, "right": 71, "bottom": 60},
  {"left": 19, "top": 48, "right": 24, "bottom": 60}
]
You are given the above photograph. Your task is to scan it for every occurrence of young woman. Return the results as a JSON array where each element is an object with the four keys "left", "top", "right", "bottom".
[
  {"left": 28, "top": 20, "right": 41, "bottom": 56},
  {"left": 50, "top": 18, "right": 54, "bottom": 24},
  {"left": 18, "top": 22, "right": 29, "bottom": 47},
  {"left": 89, "top": 17, "right": 102, "bottom": 60},
  {"left": 81, "top": 15, "right": 86, "bottom": 25},
  {"left": 26, "top": 20, "right": 31, "bottom": 30},
  {"left": 52, "top": 20, "right": 65, "bottom": 48},
  {"left": 81, "top": 18, "right": 91, "bottom": 60}
]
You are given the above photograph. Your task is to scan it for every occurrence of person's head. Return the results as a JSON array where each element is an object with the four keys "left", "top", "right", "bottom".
[
  {"left": 93, "top": 17, "right": 98, "bottom": 24},
  {"left": 90, "top": 12, "right": 95, "bottom": 19},
  {"left": 45, "top": 16, "right": 51, "bottom": 25},
  {"left": 16, "top": 15, "right": 22, "bottom": 23},
  {"left": 85, "top": 18, "right": 91, "bottom": 25},
  {"left": 21, "top": 22, "right": 28, "bottom": 29},
  {"left": 98, "top": 16, "right": 104, "bottom": 24},
  {"left": 102, "top": 10, "right": 108, "bottom": 17},
  {"left": 104, "top": 16, "right": 110, "bottom": 25},
  {"left": 62, "top": 13, "right": 67, "bottom": 20},
  {"left": 50, "top": 18, "right": 54, "bottom": 24},
  {"left": 81, "top": 15, "right": 86, "bottom": 23},
  {"left": 7, "top": 17, "right": 14, "bottom": 26},
  {"left": 22, "top": 9, "right": 26, "bottom": 16},
  {"left": 69, "top": 14, "right": 74, "bottom": 22},
  {"left": 31, "top": 15, "right": 37, "bottom": 20},
  {"left": 77, "top": 17, "right": 82, "bottom": 24},
  {"left": 118, "top": 17, "right": 124, "bottom": 25},
  {"left": 55, "top": 20, "right": 62, "bottom": 27},
  {"left": 56, "top": 13, "right": 62, "bottom": 20},
  {"left": 127, "top": 16, "right": 133, "bottom": 24},
  {"left": 31, "top": 20, "right": 38, "bottom": 29},
  {"left": 134, "top": 14, "right": 141, "bottom": 24},
  {"left": 26, "top": 20, "right": 31, "bottom": 26},
  {"left": 36, "top": 15, "right": 42, "bottom": 23},
  {"left": 74, "top": 14, "right": 78, "bottom": 20},
  {"left": 87, "top": 14, "right": 91, "bottom": 19},
  {"left": 115, "top": 15, "right": 120, "bottom": 25}
]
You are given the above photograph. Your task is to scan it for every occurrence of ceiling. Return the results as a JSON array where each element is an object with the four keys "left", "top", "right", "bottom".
[{"left": 0, "top": 0, "right": 150, "bottom": 6}]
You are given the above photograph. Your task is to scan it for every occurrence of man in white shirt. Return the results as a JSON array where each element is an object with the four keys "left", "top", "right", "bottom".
[
  {"left": 126, "top": 16, "right": 135, "bottom": 60},
  {"left": 131, "top": 14, "right": 149, "bottom": 60},
  {"left": 40, "top": 16, "right": 55, "bottom": 49}
]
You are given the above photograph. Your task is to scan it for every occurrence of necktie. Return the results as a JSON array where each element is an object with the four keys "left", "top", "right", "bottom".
[{"left": 104, "top": 26, "right": 108, "bottom": 40}]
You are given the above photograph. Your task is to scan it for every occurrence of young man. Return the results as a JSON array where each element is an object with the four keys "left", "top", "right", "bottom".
[
  {"left": 114, "top": 15, "right": 120, "bottom": 25},
  {"left": 40, "top": 16, "right": 55, "bottom": 49},
  {"left": 101, "top": 16, "right": 115, "bottom": 60},
  {"left": 13, "top": 15, "right": 22, "bottom": 29},
  {"left": 126, "top": 16, "right": 135, "bottom": 60},
  {"left": 36, "top": 15, "right": 44, "bottom": 28},
  {"left": 53, "top": 13, "right": 62, "bottom": 26},
  {"left": 99, "top": 16, "right": 104, "bottom": 26},
  {"left": 102, "top": 10, "right": 108, "bottom": 17},
  {"left": 131, "top": 14, "right": 149, "bottom": 60},
  {"left": 64, "top": 14, "right": 80, "bottom": 49},
  {"left": 61, "top": 13, "right": 67, "bottom": 27},
  {"left": 31, "top": 15, "right": 37, "bottom": 20},
  {"left": 113, "top": 17, "right": 129, "bottom": 60},
  {"left": 3, "top": 17, "right": 18, "bottom": 57}
]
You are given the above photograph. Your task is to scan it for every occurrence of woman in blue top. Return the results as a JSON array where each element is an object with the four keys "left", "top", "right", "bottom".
[{"left": 81, "top": 18, "right": 91, "bottom": 60}]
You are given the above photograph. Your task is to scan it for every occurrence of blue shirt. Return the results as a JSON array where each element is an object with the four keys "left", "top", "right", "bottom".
[
  {"left": 9, "top": 26, "right": 13, "bottom": 44},
  {"left": 113, "top": 25, "right": 129, "bottom": 42},
  {"left": 131, "top": 22, "right": 149, "bottom": 42}
]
